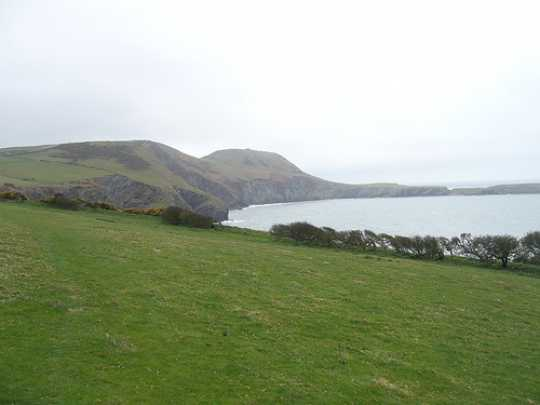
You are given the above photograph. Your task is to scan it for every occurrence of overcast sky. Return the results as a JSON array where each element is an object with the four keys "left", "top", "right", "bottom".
[{"left": 1, "top": 0, "right": 539, "bottom": 185}]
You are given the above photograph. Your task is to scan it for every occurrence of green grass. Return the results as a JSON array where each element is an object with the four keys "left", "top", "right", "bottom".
[
  {"left": 0, "top": 148, "right": 185, "bottom": 188},
  {"left": 1, "top": 202, "right": 539, "bottom": 404},
  {"left": 0, "top": 156, "right": 110, "bottom": 185}
]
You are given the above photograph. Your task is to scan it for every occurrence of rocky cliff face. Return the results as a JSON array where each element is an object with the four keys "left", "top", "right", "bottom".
[
  {"left": 4, "top": 175, "right": 229, "bottom": 221},
  {"left": 222, "top": 176, "right": 449, "bottom": 207},
  {"left": 20, "top": 175, "right": 169, "bottom": 208}
]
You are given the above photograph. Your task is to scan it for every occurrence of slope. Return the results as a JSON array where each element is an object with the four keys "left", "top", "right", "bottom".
[
  {"left": 0, "top": 141, "right": 450, "bottom": 219},
  {"left": 0, "top": 141, "right": 234, "bottom": 219},
  {"left": 1, "top": 201, "right": 539, "bottom": 404},
  {"left": 203, "top": 148, "right": 449, "bottom": 206}
]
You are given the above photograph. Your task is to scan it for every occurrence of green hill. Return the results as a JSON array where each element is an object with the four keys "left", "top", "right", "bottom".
[
  {"left": 0, "top": 141, "right": 235, "bottom": 219},
  {"left": 1, "top": 201, "right": 539, "bottom": 404},
  {"left": 2, "top": 140, "right": 539, "bottom": 222},
  {"left": 203, "top": 148, "right": 305, "bottom": 179},
  {"left": 0, "top": 140, "right": 451, "bottom": 220}
]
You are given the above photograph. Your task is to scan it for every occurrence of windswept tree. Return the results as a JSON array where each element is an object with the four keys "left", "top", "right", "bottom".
[
  {"left": 423, "top": 236, "right": 445, "bottom": 260},
  {"left": 363, "top": 230, "right": 379, "bottom": 249},
  {"left": 410, "top": 236, "right": 426, "bottom": 258},
  {"left": 270, "top": 224, "right": 292, "bottom": 239},
  {"left": 486, "top": 235, "right": 520, "bottom": 268},
  {"left": 339, "top": 230, "right": 366, "bottom": 249},
  {"left": 457, "top": 233, "right": 490, "bottom": 261},
  {"left": 268, "top": 221, "right": 533, "bottom": 269},
  {"left": 407, "top": 236, "right": 444, "bottom": 259},
  {"left": 390, "top": 235, "right": 414, "bottom": 256},
  {"left": 279, "top": 222, "right": 335, "bottom": 246},
  {"left": 321, "top": 227, "right": 338, "bottom": 240},
  {"left": 522, "top": 231, "right": 540, "bottom": 264},
  {"left": 465, "top": 235, "right": 520, "bottom": 268},
  {"left": 389, "top": 235, "right": 443, "bottom": 259},
  {"left": 439, "top": 236, "right": 460, "bottom": 256},
  {"left": 377, "top": 233, "right": 394, "bottom": 249}
]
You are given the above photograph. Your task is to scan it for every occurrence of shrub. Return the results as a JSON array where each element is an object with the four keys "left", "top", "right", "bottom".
[
  {"left": 287, "top": 222, "right": 333, "bottom": 246},
  {"left": 389, "top": 235, "right": 443, "bottom": 259},
  {"left": 363, "top": 230, "right": 379, "bottom": 249},
  {"left": 43, "top": 193, "right": 80, "bottom": 210},
  {"left": 321, "top": 226, "right": 338, "bottom": 239},
  {"left": 338, "top": 230, "right": 366, "bottom": 249},
  {"left": 0, "top": 191, "right": 27, "bottom": 202},
  {"left": 390, "top": 235, "right": 414, "bottom": 256},
  {"left": 161, "top": 206, "right": 214, "bottom": 228},
  {"left": 270, "top": 222, "right": 338, "bottom": 246},
  {"left": 377, "top": 233, "right": 394, "bottom": 249},
  {"left": 422, "top": 236, "right": 445, "bottom": 260},
  {"left": 124, "top": 207, "right": 165, "bottom": 216},
  {"left": 270, "top": 224, "right": 292, "bottom": 239},
  {"left": 83, "top": 201, "right": 117, "bottom": 211},
  {"left": 267, "top": 222, "right": 537, "bottom": 269},
  {"left": 459, "top": 234, "right": 520, "bottom": 267},
  {"left": 457, "top": 233, "right": 489, "bottom": 261},
  {"left": 521, "top": 232, "right": 540, "bottom": 264},
  {"left": 439, "top": 236, "right": 460, "bottom": 256},
  {"left": 486, "top": 235, "right": 520, "bottom": 268}
]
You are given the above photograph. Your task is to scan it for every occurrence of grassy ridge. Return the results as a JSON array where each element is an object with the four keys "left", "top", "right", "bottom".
[
  {"left": 0, "top": 143, "right": 193, "bottom": 188},
  {"left": 1, "top": 202, "right": 539, "bottom": 404}
]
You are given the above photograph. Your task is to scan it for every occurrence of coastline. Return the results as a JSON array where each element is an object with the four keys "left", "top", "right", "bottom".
[{"left": 231, "top": 189, "right": 540, "bottom": 212}]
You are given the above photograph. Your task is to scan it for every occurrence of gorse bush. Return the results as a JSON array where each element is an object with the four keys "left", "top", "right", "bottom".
[
  {"left": 43, "top": 194, "right": 80, "bottom": 210},
  {"left": 124, "top": 207, "right": 165, "bottom": 216},
  {"left": 84, "top": 201, "right": 117, "bottom": 211},
  {"left": 161, "top": 206, "right": 214, "bottom": 228},
  {"left": 0, "top": 191, "right": 27, "bottom": 202}
]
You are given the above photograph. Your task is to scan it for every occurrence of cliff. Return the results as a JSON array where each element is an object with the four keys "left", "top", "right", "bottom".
[{"left": 1, "top": 140, "right": 537, "bottom": 220}]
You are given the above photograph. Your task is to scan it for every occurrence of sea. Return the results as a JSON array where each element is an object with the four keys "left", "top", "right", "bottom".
[{"left": 224, "top": 194, "right": 540, "bottom": 237}]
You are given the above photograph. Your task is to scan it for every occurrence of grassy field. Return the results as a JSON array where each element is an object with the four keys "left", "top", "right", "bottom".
[{"left": 1, "top": 202, "right": 539, "bottom": 404}]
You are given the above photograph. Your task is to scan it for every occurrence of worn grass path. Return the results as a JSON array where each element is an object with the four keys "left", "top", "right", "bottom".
[{"left": 1, "top": 202, "right": 539, "bottom": 404}]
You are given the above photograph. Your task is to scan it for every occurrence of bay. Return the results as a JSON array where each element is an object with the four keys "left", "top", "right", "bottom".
[{"left": 225, "top": 194, "right": 540, "bottom": 237}]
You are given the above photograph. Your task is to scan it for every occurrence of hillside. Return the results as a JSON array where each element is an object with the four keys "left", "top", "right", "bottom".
[
  {"left": 1, "top": 201, "right": 539, "bottom": 403},
  {"left": 0, "top": 141, "right": 240, "bottom": 220},
  {"left": 450, "top": 183, "right": 540, "bottom": 196},
  {"left": 1, "top": 140, "right": 538, "bottom": 220},
  {"left": 203, "top": 148, "right": 305, "bottom": 178}
]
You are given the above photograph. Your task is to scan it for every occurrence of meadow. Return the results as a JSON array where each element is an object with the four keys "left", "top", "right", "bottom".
[{"left": 1, "top": 202, "right": 539, "bottom": 404}]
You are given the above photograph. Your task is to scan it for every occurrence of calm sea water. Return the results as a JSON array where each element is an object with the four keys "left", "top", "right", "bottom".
[{"left": 225, "top": 194, "right": 540, "bottom": 237}]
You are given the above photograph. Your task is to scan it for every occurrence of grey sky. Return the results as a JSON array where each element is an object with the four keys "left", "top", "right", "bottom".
[{"left": 1, "top": 0, "right": 539, "bottom": 185}]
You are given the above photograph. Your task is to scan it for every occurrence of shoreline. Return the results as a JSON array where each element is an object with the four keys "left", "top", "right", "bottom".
[{"left": 232, "top": 191, "right": 540, "bottom": 212}]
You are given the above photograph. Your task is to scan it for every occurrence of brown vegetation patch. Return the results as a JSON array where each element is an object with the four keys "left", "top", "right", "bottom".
[
  {"left": 373, "top": 377, "right": 411, "bottom": 396},
  {"left": 123, "top": 207, "right": 165, "bottom": 216},
  {"left": 56, "top": 143, "right": 150, "bottom": 170}
]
